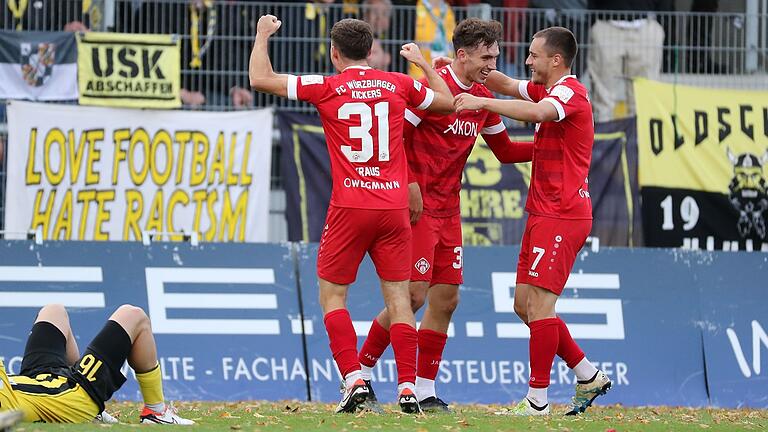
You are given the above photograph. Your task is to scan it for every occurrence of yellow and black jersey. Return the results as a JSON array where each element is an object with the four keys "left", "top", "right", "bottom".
[{"left": 0, "top": 360, "right": 98, "bottom": 423}]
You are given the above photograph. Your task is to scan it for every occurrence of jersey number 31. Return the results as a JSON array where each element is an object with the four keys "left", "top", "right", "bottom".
[{"left": 339, "top": 102, "right": 390, "bottom": 163}]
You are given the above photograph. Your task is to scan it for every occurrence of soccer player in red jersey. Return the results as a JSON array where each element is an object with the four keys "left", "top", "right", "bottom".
[
  {"left": 248, "top": 15, "right": 455, "bottom": 414},
  {"left": 356, "top": 18, "right": 534, "bottom": 412},
  {"left": 455, "top": 27, "right": 612, "bottom": 416}
]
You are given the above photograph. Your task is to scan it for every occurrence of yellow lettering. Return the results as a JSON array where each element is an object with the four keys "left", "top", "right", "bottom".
[
  {"left": 44, "top": 128, "right": 66, "bottom": 185},
  {"left": 31, "top": 189, "right": 55, "bottom": 239},
  {"left": 84, "top": 129, "right": 104, "bottom": 185},
  {"left": 112, "top": 129, "right": 131, "bottom": 185},
  {"left": 67, "top": 130, "right": 86, "bottom": 184},
  {"left": 76, "top": 190, "right": 97, "bottom": 240},
  {"left": 205, "top": 190, "right": 218, "bottom": 241},
  {"left": 501, "top": 190, "right": 523, "bottom": 218},
  {"left": 226, "top": 132, "right": 239, "bottom": 185},
  {"left": 464, "top": 145, "right": 502, "bottom": 186},
  {"left": 129, "top": 128, "right": 150, "bottom": 185},
  {"left": 151, "top": 130, "right": 173, "bottom": 186},
  {"left": 208, "top": 133, "right": 226, "bottom": 185},
  {"left": 145, "top": 190, "right": 164, "bottom": 232},
  {"left": 26, "top": 128, "right": 41, "bottom": 185},
  {"left": 219, "top": 190, "right": 248, "bottom": 241},
  {"left": 174, "top": 131, "right": 192, "bottom": 185},
  {"left": 240, "top": 132, "right": 253, "bottom": 185},
  {"left": 190, "top": 132, "right": 209, "bottom": 186},
  {"left": 52, "top": 189, "right": 73, "bottom": 240},
  {"left": 94, "top": 190, "right": 115, "bottom": 240},
  {"left": 166, "top": 189, "right": 190, "bottom": 241},
  {"left": 191, "top": 189, "right": 207, "bottom": 236},
  {"left": 123, "top": 190, "right": 144, "bottom": 240}
]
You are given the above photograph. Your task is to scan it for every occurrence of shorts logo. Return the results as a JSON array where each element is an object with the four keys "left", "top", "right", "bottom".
[{"left": 415, "top": 257, "right": 430, "bottom": 275}]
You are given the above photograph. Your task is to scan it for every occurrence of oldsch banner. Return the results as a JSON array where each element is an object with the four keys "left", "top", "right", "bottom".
[
  {"left": 634, "top": 78, "right": 768, "bottom": 251},
  {"left": 3, "top": 101, "right": 273, "bottom": 242}
]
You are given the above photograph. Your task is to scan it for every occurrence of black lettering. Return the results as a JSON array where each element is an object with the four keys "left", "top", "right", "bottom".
[
  {"left": 671, "top": 114, "right": 685, "bottom": 150},
  {"left": 118, "top": 47, "right": 139, "bottom": 78},
  {"left": 650, "top": 119, "right": 663, "bottom": 155},
  {"left": 142, "top": 49, "right": 165, "bottom": 79},
  {"left": 764, "top": 108, "right": 768, "bottom": 138},
  {"left": 91, "top": 47, "right": 113, "bottom": 77},
  {"left": 718, "top": 107, "right": 731, "bottom": 142},
  {"left": 694, "top": 111, "right": 708, "bottom": 146},
  {"left": 740, "top": 105, "right": 754, "bottom": 140}
]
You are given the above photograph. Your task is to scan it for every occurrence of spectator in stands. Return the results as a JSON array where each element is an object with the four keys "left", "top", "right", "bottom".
[
  {"left": 368, "top": 38, "right": 392, "bottom": 69},
  {"left": 587, "top": 0, "right": 673, "bottom": 122},
  {"left": 526, "top": 0, "right": 587, "bottom": 76},
  {"left": 2, "top": 0, "right": 89, "bottom": 34},
  {"left": 687, "top": 0, "right": 726, "bottom": 74},
  {"left": 410, "top": 0, "right": 456, "bottom": 78},
  {"left": 362, "top": 0, "right": 392, "bottom": 39}
]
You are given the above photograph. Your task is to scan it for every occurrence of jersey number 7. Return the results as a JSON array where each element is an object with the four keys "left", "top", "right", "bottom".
[{"left": 339, "top": 102, "right": 390, "bottom": 163}]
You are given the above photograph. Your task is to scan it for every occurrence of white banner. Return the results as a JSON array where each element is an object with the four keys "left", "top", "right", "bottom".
[{"left": 4, "top": 101, "right": 273, "bottom": 242}]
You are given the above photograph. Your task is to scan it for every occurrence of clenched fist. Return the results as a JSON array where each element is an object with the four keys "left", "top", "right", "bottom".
[
  {"left": 257, "top": 15, "right": 282, "bottom": 38},
  {"left": 400, "top": 43, "right": 427, "bottom": 68}
]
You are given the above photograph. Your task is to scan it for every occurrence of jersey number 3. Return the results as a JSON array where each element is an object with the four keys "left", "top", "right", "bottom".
[{"left": 339, "top": 102, "right": 390, "bottom": 163}]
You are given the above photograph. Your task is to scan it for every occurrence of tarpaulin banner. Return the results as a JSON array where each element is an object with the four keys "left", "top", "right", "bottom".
[
  {"left": 0, "top": 31, "right": 78, "bottom": 101},
  {"left": 635, "top": 78, "right": 768, "bottom": 251},
  {"left": 77, "top": 32, "right": 180, "bottom": 108},
  {"left": 4, "top": 101, "right": 273, "bottom": 242},
  {"left": 278, "top": 111, "right": 641, "bottom": 246}
]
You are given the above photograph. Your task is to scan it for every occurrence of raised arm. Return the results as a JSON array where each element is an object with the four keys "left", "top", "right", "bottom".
[
  {"left": 400, "top": 43, "right": 454, "bottom": 114},
  {"left": 455, "top": 94, "right": 558, "bottom": 124},
  {"left": 249, "top": 15, "right": 290, "bottom": 97}
]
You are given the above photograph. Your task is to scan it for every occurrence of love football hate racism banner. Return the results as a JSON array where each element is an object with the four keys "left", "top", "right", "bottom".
[
  {"left": 0, "top": 31, "right": 78, "bottom": 101},
  {"left": 77, "top": 32, "right": 180, "bottom": 108},
  {"left": 278, "top": 111, "right": 641, "bottom": 247},
  {"left": 4, "top": 101, "right": 273, "bottom": 242},
  {"left": 635, "top": 78, "right": 768, "bottom": 251}
]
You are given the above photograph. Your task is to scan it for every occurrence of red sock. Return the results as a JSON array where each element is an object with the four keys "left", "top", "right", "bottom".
[
  {"left": 323, "top": 309, "right": 360, "bottom": 378},
  {"left": 556, "top": 317, "right": 585, "bottom": 369},
  {"left": 390, "top": 323, "right": 418, "bottom": 385},
  {"left": 417, "top": 329, "right": 447, "bottom": 380},
  {"left": 528, "top": 317, "right": 559, "bottom": 388},
  {"left": 358, "top": 319, "right": 390, "bottom": 367}
]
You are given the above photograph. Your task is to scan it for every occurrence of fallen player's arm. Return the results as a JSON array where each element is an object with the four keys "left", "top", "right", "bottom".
[
  {"left": 249, "top": 15, "right": 290, "bottom": 97},
  {"left": 484, "top": 132, "right": 533, "bottom": 163},
  {"left": 455, "top": 93, "right": 558, "bottom": 123}
]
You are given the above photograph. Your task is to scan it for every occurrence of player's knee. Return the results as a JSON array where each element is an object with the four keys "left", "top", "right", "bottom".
[
  {"left": 435, "top": 292, "right": 459, "bottom": 316},
  {"left": 116, "top": 304, "right": 149, "bottom": 325},
  {"left": 410, "top": 291, "right": 426, "bottom": 311},
  {"left": 39, "top": 303, "right": 67, "bottom": 316}
]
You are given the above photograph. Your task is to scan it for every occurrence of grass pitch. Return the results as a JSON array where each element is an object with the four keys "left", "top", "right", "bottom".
[{"left": 10, "top": 401, "right": 768, "bottom": 431}]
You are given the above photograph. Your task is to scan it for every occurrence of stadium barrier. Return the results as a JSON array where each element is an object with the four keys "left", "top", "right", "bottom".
[{"left": 0, "top": 240, "right": 765, "bottom": 408}]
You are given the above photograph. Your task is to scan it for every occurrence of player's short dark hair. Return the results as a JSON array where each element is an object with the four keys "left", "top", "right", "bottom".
[
  {"left": 330, "top": 18, "right": 374, "bottom": 61},
  {"left": 533, "top": 26, "right": 578, "bottom": 67},
  {"left": 452, "top": 18, "right": 503, "bottom": 53}
]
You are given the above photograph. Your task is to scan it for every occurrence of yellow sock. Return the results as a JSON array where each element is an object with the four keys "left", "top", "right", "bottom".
[{"left": 136, "top": 363, "right": 164, "bottom": 407}]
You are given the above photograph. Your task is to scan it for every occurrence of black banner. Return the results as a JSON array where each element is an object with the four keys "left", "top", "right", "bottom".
[{"left": 278, "top": 112, "right": 641, "bottom": 246}]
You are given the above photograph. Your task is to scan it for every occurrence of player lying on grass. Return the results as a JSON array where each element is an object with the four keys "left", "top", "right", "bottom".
[{"left": 0, "top": 304, "right": 193, "bottom": 425}]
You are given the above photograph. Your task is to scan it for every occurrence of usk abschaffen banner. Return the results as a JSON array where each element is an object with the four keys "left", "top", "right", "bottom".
[
  {"left": 77, "top": 32, "right": 180, "bottom": 108},
  {"left": 635, "top": 78, "right": 768, "bottom": 251},
  {"left": 4, "top": 101, "right": 273, "bottom": 242}
]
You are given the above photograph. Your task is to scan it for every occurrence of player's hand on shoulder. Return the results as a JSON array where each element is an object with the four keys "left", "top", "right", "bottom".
[
  {"left": 257, "top": 15, "right": 282, "bottom": 37},
  {"left": 432, "top": 56, "right": 453, "bottom": 69},
  {"left": 400, "top": 43, "right": 426, "bottom": 67},
  {"left": 454, "top": 93, "right": 483, "bottom": 113}
]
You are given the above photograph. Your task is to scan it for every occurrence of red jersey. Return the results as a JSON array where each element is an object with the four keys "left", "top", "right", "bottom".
[
  {"left": 518, "top": 75, "right": 594, "bottom": 219},
  {"left": 405, "top": 65, "right": 507, "bottom": 218},
  {"left": 287, "top": 66, "right": 435, "bottom": 209}
]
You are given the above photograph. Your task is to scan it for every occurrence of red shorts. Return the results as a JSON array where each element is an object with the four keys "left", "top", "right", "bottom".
[
  {"left": 317, "top": 206, "right": 411, "bottom": 285},
  {"left": 516, "top": 214, "right": 591, "bottom": 295},
  {"left": 410, "top": 213, "right": 463, "bottom": 285}
]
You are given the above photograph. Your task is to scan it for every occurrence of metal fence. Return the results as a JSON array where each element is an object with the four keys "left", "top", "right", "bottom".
[{"left": 1, "top": 1, "right": 767, "bottom": 232}]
